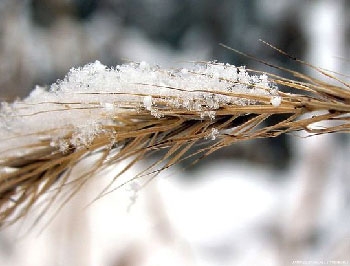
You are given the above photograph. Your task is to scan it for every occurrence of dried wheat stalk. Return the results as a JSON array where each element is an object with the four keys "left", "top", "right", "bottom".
[{"left": 0, "top": 56, "right": 349, "bottom": 228}]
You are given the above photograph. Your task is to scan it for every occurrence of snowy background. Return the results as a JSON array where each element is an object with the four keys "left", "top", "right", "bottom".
[{"left": 0, "top": 0, "right": 350, "bottom": 265}]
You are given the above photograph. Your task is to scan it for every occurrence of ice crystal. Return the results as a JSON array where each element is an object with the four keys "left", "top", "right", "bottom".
[
  {"left": 143, "top": 95, "right": 153, "bottom": 110},
  {"left": 210, "top": 128, "right": 219, "bottom": 140},
  {"left": 270, "top": 96, "right": 282, "bottom": 107},
  {"left": 70, "top": 122, "right": 104, "bottom": 149}
]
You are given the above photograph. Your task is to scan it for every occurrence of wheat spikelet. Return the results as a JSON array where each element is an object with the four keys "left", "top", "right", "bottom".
[{"left": 0, "top": 58, "right": 349, "bottom": 228}]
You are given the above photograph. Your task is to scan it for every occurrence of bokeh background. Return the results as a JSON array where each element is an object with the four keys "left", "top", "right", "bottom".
[{"left": 0, "top": 0, "right": 350, "bottom": 265}]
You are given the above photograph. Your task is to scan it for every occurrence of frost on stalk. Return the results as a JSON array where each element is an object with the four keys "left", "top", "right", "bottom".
[
  {"left": 70, "top": 122, "right": 104, "bottom": 149},
  {"left": 209, "top": 128, "right": 219, "bottom": 140},
  {"left": 143, "top": 95, "right": 153, "bottom": 111},
  {"left": 0, "top": 60, "right": 279, "bottom": 156},
  {"left": 270, "top": 96, "right": 282, "bottom": 107}
]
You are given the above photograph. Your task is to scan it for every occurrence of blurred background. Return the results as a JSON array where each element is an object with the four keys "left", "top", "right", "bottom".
[{"left": 0, "top": 0, "right": 350, "bottom": 265}]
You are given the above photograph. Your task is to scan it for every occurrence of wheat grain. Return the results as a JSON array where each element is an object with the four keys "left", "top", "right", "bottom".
[{"left": 0, "top": 59, "right": 349, "bottom": 228}]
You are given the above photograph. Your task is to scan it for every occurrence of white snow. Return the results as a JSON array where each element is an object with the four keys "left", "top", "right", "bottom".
[
  {"left": 180, "top": 68, "right": 189, "bottom": 75},
  {"left": 209, "top": 128, "right": 219, "bottom": 140},
  {"left": 139, "top": 61, "right": 150, "bottom": 70},
  {"left": 270, "top": 96, "right": 282, "bottom": 107},
  {"left": 143, "top": 95, "right": 153, "bottom": 110},
  {"left": 0, "top": 60, "right": 279, "bottom": 156}
]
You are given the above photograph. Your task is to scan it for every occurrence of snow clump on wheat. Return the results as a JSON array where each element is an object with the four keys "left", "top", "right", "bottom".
[
  {"left": 0, "top": 60, "right": 279, "bottom": 156},
  {"left": 2, "top": 57, "right": 350, "bottom": 227}
]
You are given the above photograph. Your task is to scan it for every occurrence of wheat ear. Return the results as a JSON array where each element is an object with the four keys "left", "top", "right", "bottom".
[{"left": 0, "top": 59, "right": 349, "bottom": 228}]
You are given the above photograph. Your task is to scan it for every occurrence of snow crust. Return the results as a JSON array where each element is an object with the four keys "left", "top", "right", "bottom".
[{"left": 0, "top": 61, "right": 279, "bottom": 156}]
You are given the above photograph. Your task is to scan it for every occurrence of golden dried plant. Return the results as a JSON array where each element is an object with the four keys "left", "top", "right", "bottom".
[{"left": 0, "top": 47, "right": 349, "bottom": 228}]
